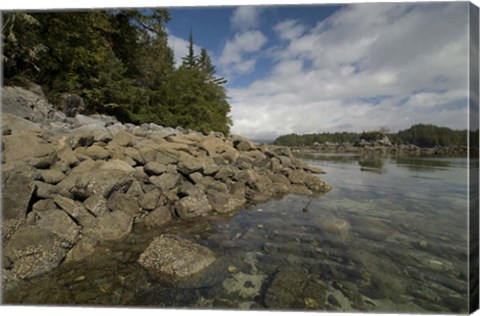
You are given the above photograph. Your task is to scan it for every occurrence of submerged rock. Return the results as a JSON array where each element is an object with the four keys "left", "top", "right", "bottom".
[
  {"left": 4, "top": 226, "right": 72, "bottom": 279},
  {"left": 138, "top": 234, "right": 216, "bottom": 279}
]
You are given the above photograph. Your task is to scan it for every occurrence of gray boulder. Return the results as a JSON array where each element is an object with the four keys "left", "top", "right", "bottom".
[
  {"left": 208, "top": 192, "right": 246, "bottom": 214},
  {"left": 107, "top": 191, "right": 140, "bottom": 215},
  {"left": 150, "top": 173, "right": 182, "bottom": 192},
  {"left": 4, "top": 225, "right": 72, "bottom": 279},
  {"left": 71, "top": 169, "right": 133, "bottom": 199},
  {"left": 84, "top": 211, "right": 133, "bottom": 242},
  {"left": 175, "top": 193, "right": 212, "bottom": 219},
  {"left": 2, "top": 172, "right": 35, "bottom": 220},
  {"left": 2, "top": 131, "right": 58, "bottom": 168},
  {"left": 64, "top": 235, "right": 98, "bottom": 263},
  {"left": 59, "top": 93, "right": 85, "bottom": 117},
  {"left": 53, "top": 194, "right": 96, "bottom": 227},
  {"left": 138, "top": 234, "right": 215, "bottom": 279},
  {"left": 1, "top": 113, "right": 41, "bottom": 134},
  {"left": 35, "top": 209, "right": 80, "bottom": 243},
  {"left": 2, "top": 86, "right": 56, "bottom": 122},
  {"left": 144, "top": 206, "right": 172, "bottom": 228}
]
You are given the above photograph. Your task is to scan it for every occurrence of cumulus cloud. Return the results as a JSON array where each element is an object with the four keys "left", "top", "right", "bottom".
[
  {"left": 230, "top": 6, "right": 263, "bottom": 31},
  {"left": 218, "top": 30, "right": 267, "bottom": 75},
  {"left": 229, "top": 2, "right": 470, "bottom": 139}
]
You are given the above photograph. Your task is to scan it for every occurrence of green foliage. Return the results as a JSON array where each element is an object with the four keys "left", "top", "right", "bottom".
[
  {"left": 274, "top": 132, "right": 359, "bottom": 146},
  {"left": 181, "top": 31, "right": 197, "bottom": 68},
  {"left": 359, "top": 130, "right": 385, "bottom": 142},
  {"left": 274, "top": 124, "right": 471, "bottom": 148},
  {"left": 2, "top": 13, "right": 47, "bottom": 82},
  {"left": 2, "top": 9, "right": 231, "bottom": 134},
  {"left": 393, "top": 124, "right": 468, "bottom": 147}
]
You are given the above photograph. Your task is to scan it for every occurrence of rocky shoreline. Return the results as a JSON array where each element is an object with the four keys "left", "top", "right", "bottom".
[{"left": 1, "top": 86, "right": 331, "bottom": 287}]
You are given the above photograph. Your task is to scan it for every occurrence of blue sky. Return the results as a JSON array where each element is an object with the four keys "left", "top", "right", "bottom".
[
  {"left": 164, "top": 3, "right": 471, "bottom": 140},
  {"left": 167, "top": 5, "right": 341, "bottom": 87}
]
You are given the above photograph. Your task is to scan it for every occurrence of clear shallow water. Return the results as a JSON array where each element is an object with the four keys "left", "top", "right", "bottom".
[{"left": 3, "top": 153, "right": 471, "bottom": 313}]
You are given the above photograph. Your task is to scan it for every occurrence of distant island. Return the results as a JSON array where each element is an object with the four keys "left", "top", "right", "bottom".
[{"left": 273, "top": 124, "right": 479, "bottom": 155}]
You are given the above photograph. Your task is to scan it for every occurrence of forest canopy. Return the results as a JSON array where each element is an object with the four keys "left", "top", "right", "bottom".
[
  {"left": 274, "top": 124, "right": 477, "bottom": 148},
  {"left": 2, "top": 10, "right": 231, "bottom": 134}
]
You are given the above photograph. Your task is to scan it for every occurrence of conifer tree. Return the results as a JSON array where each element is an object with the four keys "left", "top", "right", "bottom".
[
  {"left": 181, "top": 30, "right": 197, "bottom": 68},
  {"left": 198, "top": 48, "right": 227, "bottom": 85}
]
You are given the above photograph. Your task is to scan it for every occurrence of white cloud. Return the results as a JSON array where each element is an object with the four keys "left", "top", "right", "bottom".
[
  {"left": 218, "top": 30, "right": 267, "bottom": 75},
  {"left": 274, "top": 19, "right": 306, "bottom": 41},
  {"left": 230, "top": 6, "right": 262, "bottom": 31},
  {"left": 229, "top": 2, "right": 470, "bottom": 139},
  {"left": 167, "top": 33, "right": 203, "bottom": 67}
]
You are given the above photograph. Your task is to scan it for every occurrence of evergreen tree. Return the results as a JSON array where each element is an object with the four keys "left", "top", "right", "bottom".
[
  {"left": 181, "top": 31, "right": 197, "bottom": 68},
  {"left": 198, "top": 48, "right": 227, "bottom": 85}
]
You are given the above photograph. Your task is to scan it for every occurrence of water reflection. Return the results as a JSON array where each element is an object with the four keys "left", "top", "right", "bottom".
[{"left": 358, "top": 154, "right": 387, "bottom": 174}]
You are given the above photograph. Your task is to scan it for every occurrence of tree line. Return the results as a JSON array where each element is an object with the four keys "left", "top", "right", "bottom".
[
  {"left": 274, "top": 124, "right": 478, "bottom": 148},
  {"left": 2, "top": 10, "right": 231, "bottom": 134}
]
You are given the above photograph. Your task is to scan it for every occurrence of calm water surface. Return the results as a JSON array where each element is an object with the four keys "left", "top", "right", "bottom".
[{"left": 4, "top": 153, "right": 471, "bottom": 313}]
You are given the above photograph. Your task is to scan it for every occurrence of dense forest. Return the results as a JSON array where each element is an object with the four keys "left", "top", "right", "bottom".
[
  {"left": 274, "top": 124, "right": 479, "bottom": 148},
  {"left": 2, "top": 10, "right": 231, "bottom": 134}
]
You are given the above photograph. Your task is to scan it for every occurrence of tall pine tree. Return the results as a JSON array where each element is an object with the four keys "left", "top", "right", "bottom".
[{"left": 181, "top": 30, "right": 197, "bottom": 68}]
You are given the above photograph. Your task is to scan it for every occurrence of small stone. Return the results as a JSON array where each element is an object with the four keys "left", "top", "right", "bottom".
[
  {"left": 74, "top": 275, "right": 86, "bottom": 282},
  {"left": 84, "top": 145, "right": 111, "bottom": 160},
  {"left": 228, "top": 265, "right": 238, "bottom": 274},
  {"left": 257, "top": 224, "right": 264, "bottom": 228},
  {"left": 40, "top": 169, "right": 66, "bottom": 184}
]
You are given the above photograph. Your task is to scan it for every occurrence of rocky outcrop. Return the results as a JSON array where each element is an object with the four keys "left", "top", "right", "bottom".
[
  {"left": 2, "top": 86, "right": 62, "bottom": 123},
  {"left": 1, "top": 86, "right": 331, "bottom": 282}
]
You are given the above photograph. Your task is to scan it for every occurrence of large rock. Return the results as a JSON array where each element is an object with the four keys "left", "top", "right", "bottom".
[
  {"left": 85, "top": 211, "right": 133, "bottom": 242},
  {"left": 2, "top": 86, "right": 56, "bottom": 122},
  {"left": 35, "top": 209, "right": 80, "bottom": 243},
  {"left": 1, "top": 113, "right": 41, "bottom": 134},
  {"left": 177, "top": 152, "right": 205, "bottom": 175},
  {"left": 71, "top": 169, "right": 133, "bottom": 199},
  {"left": 67, "top": 124, "right": 112, "bottom": 147},
  {"left": 2, "top": 172, "right": 35, "bottom": 220},
  {"left": 59, "top": 93, "right": 85, "bottom": 117},
  {"left": 40, "top": 169, "right": 66, "bottom": 184},
  {"left": 107, "top": 191, "right": 140, "bottom": 215},
  {"left": 139, "top": 189, "right": 162, "bottom": 211},
  {"left": 207, "top": 192, "right": 246, "bottom": 214},
  {"left": 150, "top": 173, "right": 182, "bottom": 192},
  {"left": 144, "top": 161, "right": 169, "bottom": 176},
  {"left": 288, "top": 170, "right": 331, "bottom": 192},
  {"left": 175, "top": 194, "right": 212, "bottom": 219},
  {"left": 2, "top": 131, "right": 58, "bottom": 168},
  {"left": 138, "top": 234, "right": 216, "bottom": 279},
  {"left": 64, "top": 236, "right": 98, "bottom": 263},
  {"left": 264, "top": 267, "right": 309, "bottom": 309},
  {"left": 144, "top": 206, "right": 172, "bottom": 228},
  {"left": 83, "top": 194, "right": 109, "bottom": 217},
  {"left": 83, "top": 145, "right": 111, "bottom": 160},
  {"left": 53, "top": 194, "right": 96, "bottom": 227},
  {"left": 4, "top": 226, "right": 72, "bottom": 279}
]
